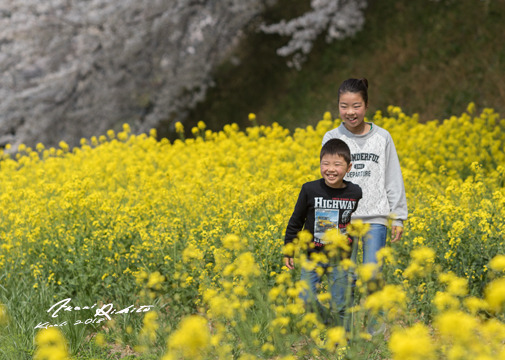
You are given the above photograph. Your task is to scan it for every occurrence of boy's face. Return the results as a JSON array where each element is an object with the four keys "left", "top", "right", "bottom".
[{"left": 320, "top": 153, "right": 352, "bottom": 188}]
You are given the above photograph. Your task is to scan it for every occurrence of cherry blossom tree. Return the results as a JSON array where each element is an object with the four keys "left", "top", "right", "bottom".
[{"left": 261, "top": 0, "right": 368, "bottom": 69}]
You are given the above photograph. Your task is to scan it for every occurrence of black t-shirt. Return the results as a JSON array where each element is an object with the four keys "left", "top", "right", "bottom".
[{"left": 284, "top": 178, "right": 362, "bottom": 257}]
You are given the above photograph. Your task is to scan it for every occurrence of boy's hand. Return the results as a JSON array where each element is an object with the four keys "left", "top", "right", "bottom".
[
  {"left": 391, "top": 226, "right": 403, "bottom": 243},
  {"left": 284, "top": 257, "right": 294, "bottom": 270}
]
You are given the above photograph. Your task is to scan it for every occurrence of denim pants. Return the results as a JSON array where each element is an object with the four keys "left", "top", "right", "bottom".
[
  {"left": 347, "top": 223, "right": 388, "bottom": 287},
  {"left": 354, "top": 223, "right": 388, "bottom": 265},
  {"left": 299, "top": 261, "right": 348, "bottom": 327},
  {"left": 350, "top": 223, "right": 388, "bottom": 332},
  {"left": 299, "top": 224, "right": 387, "bottom": 329}
]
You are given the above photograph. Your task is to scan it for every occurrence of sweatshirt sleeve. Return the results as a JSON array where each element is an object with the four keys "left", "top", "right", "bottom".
[
  {"left": 284, "top": 185, "right": 309, "bottom": 246},
  {"left": 322, "top": 129, "right": 337, "bottom": 146},
  {"left": 385, "top": 134, "right": 408, "bottom": 227}
]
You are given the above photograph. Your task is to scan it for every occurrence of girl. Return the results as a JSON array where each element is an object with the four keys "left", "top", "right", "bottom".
[{"left": 322, "top": 78, "right": 407, "bottom": 265}]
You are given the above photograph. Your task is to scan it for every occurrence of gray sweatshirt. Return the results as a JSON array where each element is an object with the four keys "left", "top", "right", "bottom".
[{"left": 322, "top": 122, "right": 408, "bottom": 227}]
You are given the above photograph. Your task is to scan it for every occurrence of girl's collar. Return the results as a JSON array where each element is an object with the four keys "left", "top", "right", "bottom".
[{"left": 343, "top": 122, "right": 373, "bottom": 135}]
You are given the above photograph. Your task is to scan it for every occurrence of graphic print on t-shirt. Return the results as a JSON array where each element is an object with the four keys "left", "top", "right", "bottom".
[
  {"left": 346, "top": 152, "right": 380, "bottom": 179},
  {"left": 314, "top": 209, "right": 339, "bottom": 245}
]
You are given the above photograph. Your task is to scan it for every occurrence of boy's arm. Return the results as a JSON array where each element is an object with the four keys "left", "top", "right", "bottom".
[{"left": 284, "top": 185, "right": 309, "bottom": 269}]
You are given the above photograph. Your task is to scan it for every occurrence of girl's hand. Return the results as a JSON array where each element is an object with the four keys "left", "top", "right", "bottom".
[{"left": 391, "top": 226, "right": 403, "bottom": 243}]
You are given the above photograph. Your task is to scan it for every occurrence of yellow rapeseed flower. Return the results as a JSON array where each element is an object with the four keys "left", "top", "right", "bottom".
[
  {"left": 283, "top": 242, "right": 296, "bottom": 257},
  {"left": 347, "top": 220, "right": 370, "bottom": 238},
  {"left": 94, "top": 333, "right": 106, "bottom": 347},
  {"left": 323, "top": 111, "right": 332, "bottom": 122},
  {"left": 175, "top": 121, "right": 184, "bottom": 133},
  {"left": 404, "top": 247, "right": 436, "bottom": 279},
  {"left": 166, "top": 315, "right": 210, "bottom": 360},
  {"left": 464, "top": 296, "right": 489, "bottom": 315},
  {"left": 364, "top": 284, "right": 406, "bottom": 316},
  {"left": 411, "top": 246, "right": 436, "bottom": 264},
  {"left": 261, "top": 342, "right": 275, "bottom": 353},
  {"left": 485, "top": 278, "right": 505, "bottom": 312},
  {"left": 480, "top": 318, "right": 505, "bottom": 344},
  {"left": 3, "top": 102, "right": 505, "bottom": 358},
  {"left": 222, "top": 234, "right": 244, "bottom": 251},
  {"left": 207, "top": 294, "right": 235, "bottom": 319},
  {"left": 439, "top": 272, "right": 468, "bottom": 297},
  {"left": 340, "top": 258, "right": 356, "bottom": 271},
  {"left": 268, "top": 286, "right": 282, "bottom": 301},
  {"left": 233, "top": 252, "right": 260, "bottom": 279},
  {"left": 489, "top": 254, "right": 505, "bottom": 272},
  {"left": 467, "top": 102, "right": 476, "bottom": 114},
  {"left": 325, "top": 326, "right": 347, "bottom": 350},
  {"left": 197, "top": 121, "right": 206, "bottom": 130},
  {"left": 357, "top": 263, "right": 378, "bottom": 283},
  {"left": 297, "top": 230, "right": 313, "bottom": 250},
  {"left": 138, "top": 311, "right": 160, "bottom": 345},
  {"left": 34, "top": 328, "right": 70, "bottom": 360},
  {"left": 322, "top": 228, "right": 350, "bottom": 254},
  {"left": 147, "top": 271, "right": 165, "bottom": 290},
  {"left": 434, "top": 310, "right": 478, "bottom": 343},
  {"left": 58, "top": 141, "right": 69, "bottom": 152},
  {"left": 376, "top": 246, "right": 396, "bottom": 266},
  {"left": 389, "top": 323, "right": 435, "bottom": 360},
  {"left": 36, "top": 143, "right": 45, "bottom": 152},
  {"left": 182, "top": 243, "right": 204, "bottom": 262},
  {"left": 433, "top": 291, "right": 460, "bottom": 311}
]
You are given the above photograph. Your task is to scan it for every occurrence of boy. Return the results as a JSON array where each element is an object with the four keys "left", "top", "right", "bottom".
[{"left": 284, "top": 138, "right": 362, "bottom": 325}]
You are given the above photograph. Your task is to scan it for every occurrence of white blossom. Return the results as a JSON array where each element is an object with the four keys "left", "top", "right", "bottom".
[{"left": 261, "top": 0, "right": 368, "bottom": 69}]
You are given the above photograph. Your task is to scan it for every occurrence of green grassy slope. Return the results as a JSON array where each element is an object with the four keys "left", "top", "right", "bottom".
[{"left": 159, "top": 0, "right": 505, "bottom": 139}]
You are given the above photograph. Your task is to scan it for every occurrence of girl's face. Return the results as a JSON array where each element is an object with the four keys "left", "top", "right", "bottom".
[{"left": 338, "top": 91, "right": 368, "bottom": 134}]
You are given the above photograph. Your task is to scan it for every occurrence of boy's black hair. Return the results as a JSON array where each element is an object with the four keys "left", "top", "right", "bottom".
[
  {"left": 338, "top": 78, "right": 369, "bottom": 106},
  {"left": 320, "top": 138, "right": 351, "bottom": 164}
]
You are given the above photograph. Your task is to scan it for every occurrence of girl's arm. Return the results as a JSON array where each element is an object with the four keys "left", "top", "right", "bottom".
[{"left": 384, "top": 134, "right": 408, "bottom": 233}]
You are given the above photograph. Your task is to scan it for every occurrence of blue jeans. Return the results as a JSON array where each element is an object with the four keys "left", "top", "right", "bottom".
[
  {"left": 300, "top": 261, "right": 349, "bottom": 327},
  {"left": 354, "top": 223, "right": 388, "bottom": 265},
  {"left": 299, "top": 224, "right": 388, "bottom": 330},
  {"left": 350, "top": 224, "right": 388, "bottom": 333},
  {"left": 347, "top": 224, "right": 387, "bottom": 287}
]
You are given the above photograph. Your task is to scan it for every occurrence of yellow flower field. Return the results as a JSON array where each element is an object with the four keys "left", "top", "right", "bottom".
[{"left": 0, "top": 104, "right": 504, "bottom": 359}]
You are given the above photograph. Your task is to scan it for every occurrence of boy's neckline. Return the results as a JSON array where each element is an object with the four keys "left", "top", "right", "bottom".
[{"left": 322, "top": 178, "right": 347, "bottom": 189}]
